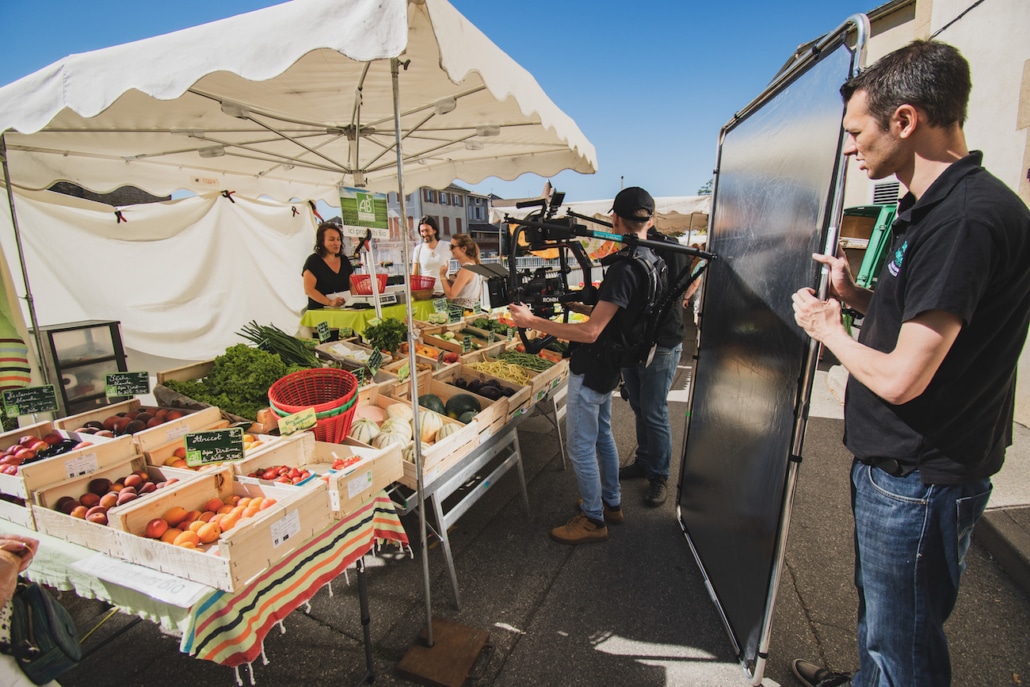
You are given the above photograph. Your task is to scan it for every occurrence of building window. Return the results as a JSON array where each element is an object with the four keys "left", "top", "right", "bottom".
[
  {"left": 423, "top": 188, "right": 435, "bottom": 203},
  {"left": 440, "top": 193, "right": 449, "bottom": 206},
  {"left": 456, "top": 218, "right": 462, "bottom": 233},
  {"left": 454, "top": 194, "right": 463, "bottom": 208}
]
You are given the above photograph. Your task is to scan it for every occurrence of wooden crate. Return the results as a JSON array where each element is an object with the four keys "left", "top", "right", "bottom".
[
  {"left": 0, "top": 424, "right": 124, "bottom": 499},
  {"left": 54, "top": 399, "right": 197, "bottom": 432},
  {"left": 398, "top": 433, "right": 477, "bottom": 489},
  {"left": 145, "top": 430, "right": 283, "bottom": 473},
  {"left": 529, "top": 358, "right": 570, "bottom": 402},
  {"left": 233, "top": 432, "right": 401, "bottom": 518},
  {"left": 132, "top": 406, "right": 226, "bottom": 461},
  {"left": 356, "top": 387, "right": 479, "bottom": 489},
  {"left": 390, "top": 378, "right": 507, "bottom": 438},
  {"left": 155, "top": 360, "right": 214, "bottom": 385},
  {"left": 434, "top": 365, "right": 532, "bottom": 424},
  {"left": 101, "top": 465, "right": 333, "bottom": 592}
]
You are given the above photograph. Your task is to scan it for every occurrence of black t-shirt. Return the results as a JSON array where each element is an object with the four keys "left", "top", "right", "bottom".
[
  {"left": 844, "top": 152, "right": 1030, "bottom": 484},
  {"left": 302, "top": 253, "right": 353, "bottom": 310},
  {"left": 570, "top": 246, "right": 662, "bottom": 392}
]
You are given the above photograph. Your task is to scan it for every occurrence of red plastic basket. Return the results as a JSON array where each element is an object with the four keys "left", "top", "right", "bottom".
[
  {"left": 350, "top": 273, "right": 389, "bottom": 295},
  {"left": 267, "top": 368, "right": 358, "bottom": 415},
  {"left": 410, "top": 275, "right": 436, "bottom": 291}
]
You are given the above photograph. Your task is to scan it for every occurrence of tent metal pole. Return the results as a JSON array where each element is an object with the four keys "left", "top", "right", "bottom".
[
  {"left": 391, "top": 57, "right": 434, "bottom": 647},
  {"left": 0, "top": 134, "right": 49, "bottom": 386}
]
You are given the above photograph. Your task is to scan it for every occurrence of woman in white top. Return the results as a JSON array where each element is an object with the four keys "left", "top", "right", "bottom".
[
  {"left": 412, "top": 216, "right": 450, "bottom": 295},
  {"left": 439, "top": 233, "right": 484, "bottom": 311}
]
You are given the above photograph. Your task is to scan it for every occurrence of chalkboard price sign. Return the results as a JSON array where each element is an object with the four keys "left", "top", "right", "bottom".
[
  {"left": 461, "top": 335, "right": 472, "bottom": 353},
  {"left": 2, "top": 385, "right": 59, "bottom": 416},
  {"left": 184, "top": 428, "right": 245, "bottom": 466},
  {"left": 448, "top": 303, "right": 464, "bottom": 324},
  {"left": 367, "top": 348, "right": 384, "bottom": 375},
  {"left": 278, "top": 408, "right": 317, "bottom": 437},
  {"left": 432, "top": 298, "right": 448, "bottom": 313},
  {"left": 105, "top": 371, "right": 150, "bottom": 397},
  {"left": 317, "top": 321, "right": 331, "bottom": 343}
]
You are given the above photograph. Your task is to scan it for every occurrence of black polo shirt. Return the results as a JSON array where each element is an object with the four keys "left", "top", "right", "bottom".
[{"left": 844, "top": 152, "right": 1030, "bottom": 484}]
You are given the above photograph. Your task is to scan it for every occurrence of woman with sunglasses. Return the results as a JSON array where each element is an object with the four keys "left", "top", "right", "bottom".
[
  {"left": 413, "top": 216, "right": 448, "bottom": 295},
  {"left": 439, "top": 234, "right": 484, "bottom": 311}
]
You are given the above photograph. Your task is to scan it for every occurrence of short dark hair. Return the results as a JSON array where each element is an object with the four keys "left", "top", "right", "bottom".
[
  {"left": 841, "top": 40, "right": 970, "bottom": 130},
  {"left": 314, "top": 222, "right": 343, "bottom": 257},
  {"left": 419, "top": 215, "right": 440, "bottom": 241}
]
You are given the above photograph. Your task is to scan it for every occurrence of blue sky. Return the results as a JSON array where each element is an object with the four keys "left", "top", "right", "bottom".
[{"left": 0, "top": 0, "right": 872, "bottom": 203}]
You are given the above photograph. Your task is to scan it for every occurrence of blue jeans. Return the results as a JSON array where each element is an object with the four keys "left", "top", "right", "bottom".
[
  {"left": 850, "top": 460, "right": 992, "bottom": 687},
  {"left": 621, "top": 343, "right": 681, "bottom": 480},
  {"left": 566, "top": 372, "right": 620, "bottom": 522}
]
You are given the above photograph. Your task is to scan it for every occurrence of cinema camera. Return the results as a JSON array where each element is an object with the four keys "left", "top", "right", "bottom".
[{"left": 464, "top": 191, "right": 715, "bottom": 354}]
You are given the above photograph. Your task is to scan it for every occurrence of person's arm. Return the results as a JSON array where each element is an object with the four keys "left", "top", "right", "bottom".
[
  {"left": 509, "top": 300, "right": 619, "bottom": 344},
  {"left": 303, "top": 269, "right": 343, "bottom": 307},
  {"left": 813, "top": 250, "right": 873, "bottom": 316},
  {"left": 792, "top": 288, "right": 962, "bottom": 404},
  {"left": 439, "top": 264, "right": 474, "bottom": 299}
]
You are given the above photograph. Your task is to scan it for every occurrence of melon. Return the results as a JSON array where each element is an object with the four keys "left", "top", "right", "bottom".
[
  {"left": 385, "top": 403, "right": 414, "bottom": 422},
  {"left": 445, "top": 393, "right": 482, "bottom": 419},
  {"left": 354, "top": 404, "right": 386, "bottom": 424},
  {"left": 418, "top": 394, "right": 447, "bottom": 415},
  {"left": 348, "top": 418, "right": 380, "bottom": 444},
  {"left": 402, "top": 441, "right": 432, "bottom": 463},
  {"left": 435, "top": 422, "right": 460, "bottom": 441},
  {"left": 458, "top": 410, "right": 478, "bottom": 424},
  {"left": 372, "top": 432, "right": 409, "bottom": 450},
  {"left": 380, "top": 418, "right": 413, "bottom": 441},
  {"left": 419, "top": 410, "right": 444, "bottom": 443}
]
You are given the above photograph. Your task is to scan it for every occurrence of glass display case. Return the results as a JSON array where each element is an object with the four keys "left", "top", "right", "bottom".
[{"left": 30, "top": 320, "right": 129, "bottom": 417}]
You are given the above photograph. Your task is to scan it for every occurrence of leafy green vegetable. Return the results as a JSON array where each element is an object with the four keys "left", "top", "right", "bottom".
[
  {"left": 362, "top": 317, "right": 407, "bottom": 354},
  {"left": 237, "top": 321, "right": 319, "bottom": 368},
  {"left": 164, "top": 343, "right": 303, "bottom": 420}
]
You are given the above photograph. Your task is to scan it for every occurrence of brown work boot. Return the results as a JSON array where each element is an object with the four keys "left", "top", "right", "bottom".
[
  {"left": 550, "top": 512, "right": 608, "bottom": 544},
  {"left": 576, "top": 497, "right": 624, "bottom": 524}
]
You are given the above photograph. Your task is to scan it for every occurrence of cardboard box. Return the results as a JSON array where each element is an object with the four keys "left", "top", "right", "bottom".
[
  {"left": 103, "top": 465, "right": 332, "bottom": 592},
  {"left": 234, "top": 432, "right": 402, "bottom": 518}
]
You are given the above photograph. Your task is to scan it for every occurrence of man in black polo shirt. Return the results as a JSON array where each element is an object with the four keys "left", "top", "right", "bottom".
[{"left": 791, "top": 41, "right": 1030, "bottom": 687}]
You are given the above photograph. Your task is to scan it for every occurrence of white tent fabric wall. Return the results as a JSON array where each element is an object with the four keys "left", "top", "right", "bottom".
[{"left": 0, "top": 189, "right": 314, "bottom": 360}]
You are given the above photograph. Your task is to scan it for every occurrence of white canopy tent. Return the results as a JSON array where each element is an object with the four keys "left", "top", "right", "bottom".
[{"left": 0, "top": 0, "right": 596, "bottom": 362}]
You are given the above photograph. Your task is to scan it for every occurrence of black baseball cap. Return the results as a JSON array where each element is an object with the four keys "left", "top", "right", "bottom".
[{"left": 611, "top": 187, "right": 655, "bottom": 221}]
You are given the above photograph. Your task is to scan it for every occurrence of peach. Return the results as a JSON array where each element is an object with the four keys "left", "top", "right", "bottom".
[
  {"left": 88, "top": 478, "right": 112, "bottom": 496},
  {"left": 123, "top": 474, "right": 144, "bottom": 489},
  {"left": 69, "top": 505, "right": 88, "bottom": 519},
  {"left": 116, "top": 491, "right": 137, "bottom": 506},
  {"left": 99, "top": 492, "right": 119, "bottom": 509},
  {"left": 86, "top": 511, "right": 108, "bottom": 525},
  {"left": 145, "top": 518, "right": 168, "bottom": 539},
  {"left": 173, "top": 446, "right": 187, "bottom": 460},
  {"left": 139, "top": 482, "right": 157, "bottom": 494},
  {"left": 55, "top": 496, "right": 78, "bottom": 514},
  {"left": 259, "top": 498, "right": 276, "bottom": 510},
  {"left": 78, "top": 492, "right": 100, "bottom": 508}
]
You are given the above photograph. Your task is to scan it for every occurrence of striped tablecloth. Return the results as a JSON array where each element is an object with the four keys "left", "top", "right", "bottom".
[{"left": 181, "top": 492, "right": 408, "bottom": 666}]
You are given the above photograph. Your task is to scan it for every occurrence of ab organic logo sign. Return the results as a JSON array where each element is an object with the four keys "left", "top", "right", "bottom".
[{"left": 356, "top": 192, "right": 376, "bottom": 223}]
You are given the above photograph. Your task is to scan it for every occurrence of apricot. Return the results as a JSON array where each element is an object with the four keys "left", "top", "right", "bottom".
[
  {"left": 175, "top": 541, "right": 197, "bottom": 549},
  {"left": 99, "top": 492, "right": 119, "bottom": 509},
  {"left": 173, "top": 446, "right": 187, "bottom": 460},
  {"left": 173, "top": 530, "right": 200, "bottom": 547},
  {"left": 197, "top": 522, "right": 221, "bottom": 544},
  {"left": 224, "top": 495, "right": 242, "bottom": 506},
  {"left": 203, "top": 498, "right": 224, "bottom": 513},
  {"left": 160, "top": 527, "right": 183, "bottom": 544},
  {"left": 181, "top": 510, "right": 201, "bottom": 526},
  {"left": 259, "top": 498, "right": 276, "bottom": 510},
  {"left": 198, "top": 510, "right": 215, "bottom": 523},
  {"left": 163, "top": 506, "right": 189, "bottom": 527},
  {"left": 216, "top": 504, "right": 234, "bottom": 515},
  {"left": 69, "top": 505, "right": 88, "bottom": 519},
  {"left": 170, "top": 459, "right": 189, "bottom": 469},
  {"left": 220, "top": 513, "right": 242, "bottom": 531},
  {"left": 236, "top": 497, "right": 252, "bottom": 508},
  {"left": 78, "top": 492, "right": 100, "bottom": 508},
  {"left": 145, "top": 518, "right": 169, "bottom": 539},
  {"left": 242, "top": 506, "right": 259, "bottom": 519},
  {"left": 188, "top": 520, "right": 206, "bottom": 533}
]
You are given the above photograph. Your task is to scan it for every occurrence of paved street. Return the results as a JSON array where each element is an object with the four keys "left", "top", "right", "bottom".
[{"left": 54, "top": 323, "right": 1030, "bottom": 686}]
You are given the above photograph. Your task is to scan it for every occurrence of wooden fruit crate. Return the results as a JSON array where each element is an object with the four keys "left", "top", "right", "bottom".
[
  {"left": 155, "top": 360, "right": 214, "bottom": 385},
  {"left": 0, "top": 424, "right": 126, "bottom": 500},
  {"left": 233, "top": 432, "right": 402, "bottom": 518},
  {"left": 434, "top": 365, "right": 532, "bottom": 425},
  {"left": 54, "top": 399, "right": 196, "bottom": 432},
  {"left": 389, "top": 378, "right": 506, "bottom": 438},
  {"left": 131, "top": 406, "right": 226, "bottom": 462},
  {"left": 102, "top": 465, "right": 332, "bottom": 592}
]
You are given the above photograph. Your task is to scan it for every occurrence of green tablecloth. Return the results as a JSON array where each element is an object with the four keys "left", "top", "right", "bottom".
[{"left": 301, "top": 300, "right": 439, "bottom": 334}]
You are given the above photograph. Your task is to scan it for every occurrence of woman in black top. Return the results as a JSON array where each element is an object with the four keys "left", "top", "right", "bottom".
[{"left": 303, "top": 222, "right": 353, "bottom": 309}]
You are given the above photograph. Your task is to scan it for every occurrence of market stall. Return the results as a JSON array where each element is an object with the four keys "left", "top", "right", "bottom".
[{"left": 0, "top": 0, "right": 592, "bottom": 679}]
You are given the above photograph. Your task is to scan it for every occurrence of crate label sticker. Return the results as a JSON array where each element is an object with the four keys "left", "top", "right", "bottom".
[
  {"left": 64, "top": 453, "right": 99, "bottom": 479},
  {"left": 317, "top": 321, "right": 331, "bottom": 343},
  {"left": 347, "top": 469, "right": 374, "bottom": 499},
  {"left": 165, "top": 424, "right": 191, "bottom": 442},
  {"left": 278, "top": 408, "right": 316, "bottom": 437},
  {"left": 104, "top": 371, "right": 150, "bottom": 397},
  {"left": 2, "top": 385, "right": 58, "bottom": 416},
  {"left": 433, "top": 298, "right": 448, "bottom": 313},
  {"left": 396, "top": 362, "right": 410, "bottom": 382},
  {"left": 270, "top": 509, "right": 301, "bottom": 548},
  {"left": 328, "top": 488, "right": 341, "bottom": 511},
  {"left": 184, "top": 428, "right": 245, "bottom": 466}
]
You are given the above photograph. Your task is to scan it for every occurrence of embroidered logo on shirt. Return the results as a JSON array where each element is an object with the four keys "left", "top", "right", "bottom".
[{"left": 888, "top": 240, "right": 908, "bottom": 277}]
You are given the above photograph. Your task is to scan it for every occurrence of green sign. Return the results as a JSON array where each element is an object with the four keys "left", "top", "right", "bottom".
[
  {"left": 396, "top": 361, "right": 410, "bottom": 382},
  {"left": 433, "top": 298, "right": 448, "bottom": 313},
  {"left": 338, "top": 187, "right": 389, "bottom": 237},
  {"left": 448, "top": 303, "right": 464, "bottom": 324},
  {"left": 317, "top": 321, "right": 331, "bottom": 343},
  {"left": 104, "top": 371, "right": 150, "bottom": 397},
  {"left": 507, "top": 327, "right": 514, "bottom": 342},
  {"left": 3, "top": 385, "right": 59, "bottom": 416},
  {"left": 367, "top": 348, "right": 384, "bottom": 375},
  {"left": 278, "top": 408, "right": 317, "bottom": 437},
  {"left": 462, "top": 336, "right": 472, "bottom": 353},
  {"left": 184, "top": 428, "right": 245, "bottom": 466},
  {"left": 354, "top": 367, "right": 366, "bottom": 386}
]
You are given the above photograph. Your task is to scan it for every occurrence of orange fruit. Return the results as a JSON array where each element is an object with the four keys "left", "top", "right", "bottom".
[
  {"left": 188, "top": 520, "right": 205, "bottom": 533},
  {"left": 203, "top": 498, "right": 224, "bottom": 513},
  {"left": 248, "top": 497, "right": 264, "bottom": 510},
  {"left": 259, "top": 498, "right": 276, "bottom": 510},
  {"left": 181, "top": 510, "right": 201, "bottom": 526},
  {"left": 199, "top": 511, "right": 215, "bottom": 523},
  {"left": 220, "top": 512, "right": 241, "bottom": 531},
  {"left": 224, "top": 495, "right": 241, "bottom": 506},
  {"left": 173, "top": 530, "right": 200, "bottom": 547},
  {"left": 236, "top": 497, "right": 252, "bottom": 508},
  {"left": 197, "top": 522, "right": 221, "bottom": 544},
  {"left": 163, "top": 506, "right": 189, "bottom": 528},
  {"left": 217, "top": 504, "right": 234, "bottom": 514},
  {"left": 242, "top": 506, "right": 259, "bottom": 519},
  {"left": 161, "top": 527, "right": 183, "bottom": 544}
]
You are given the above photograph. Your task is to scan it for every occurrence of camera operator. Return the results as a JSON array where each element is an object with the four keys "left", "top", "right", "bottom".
[{"left": 510, "top": 187, "right": 662, "bottom": 545}]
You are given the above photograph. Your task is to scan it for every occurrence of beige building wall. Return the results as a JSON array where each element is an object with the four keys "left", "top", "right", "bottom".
[{"left": 843, "top": 0, "right": 1030, "bottom": 424}]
